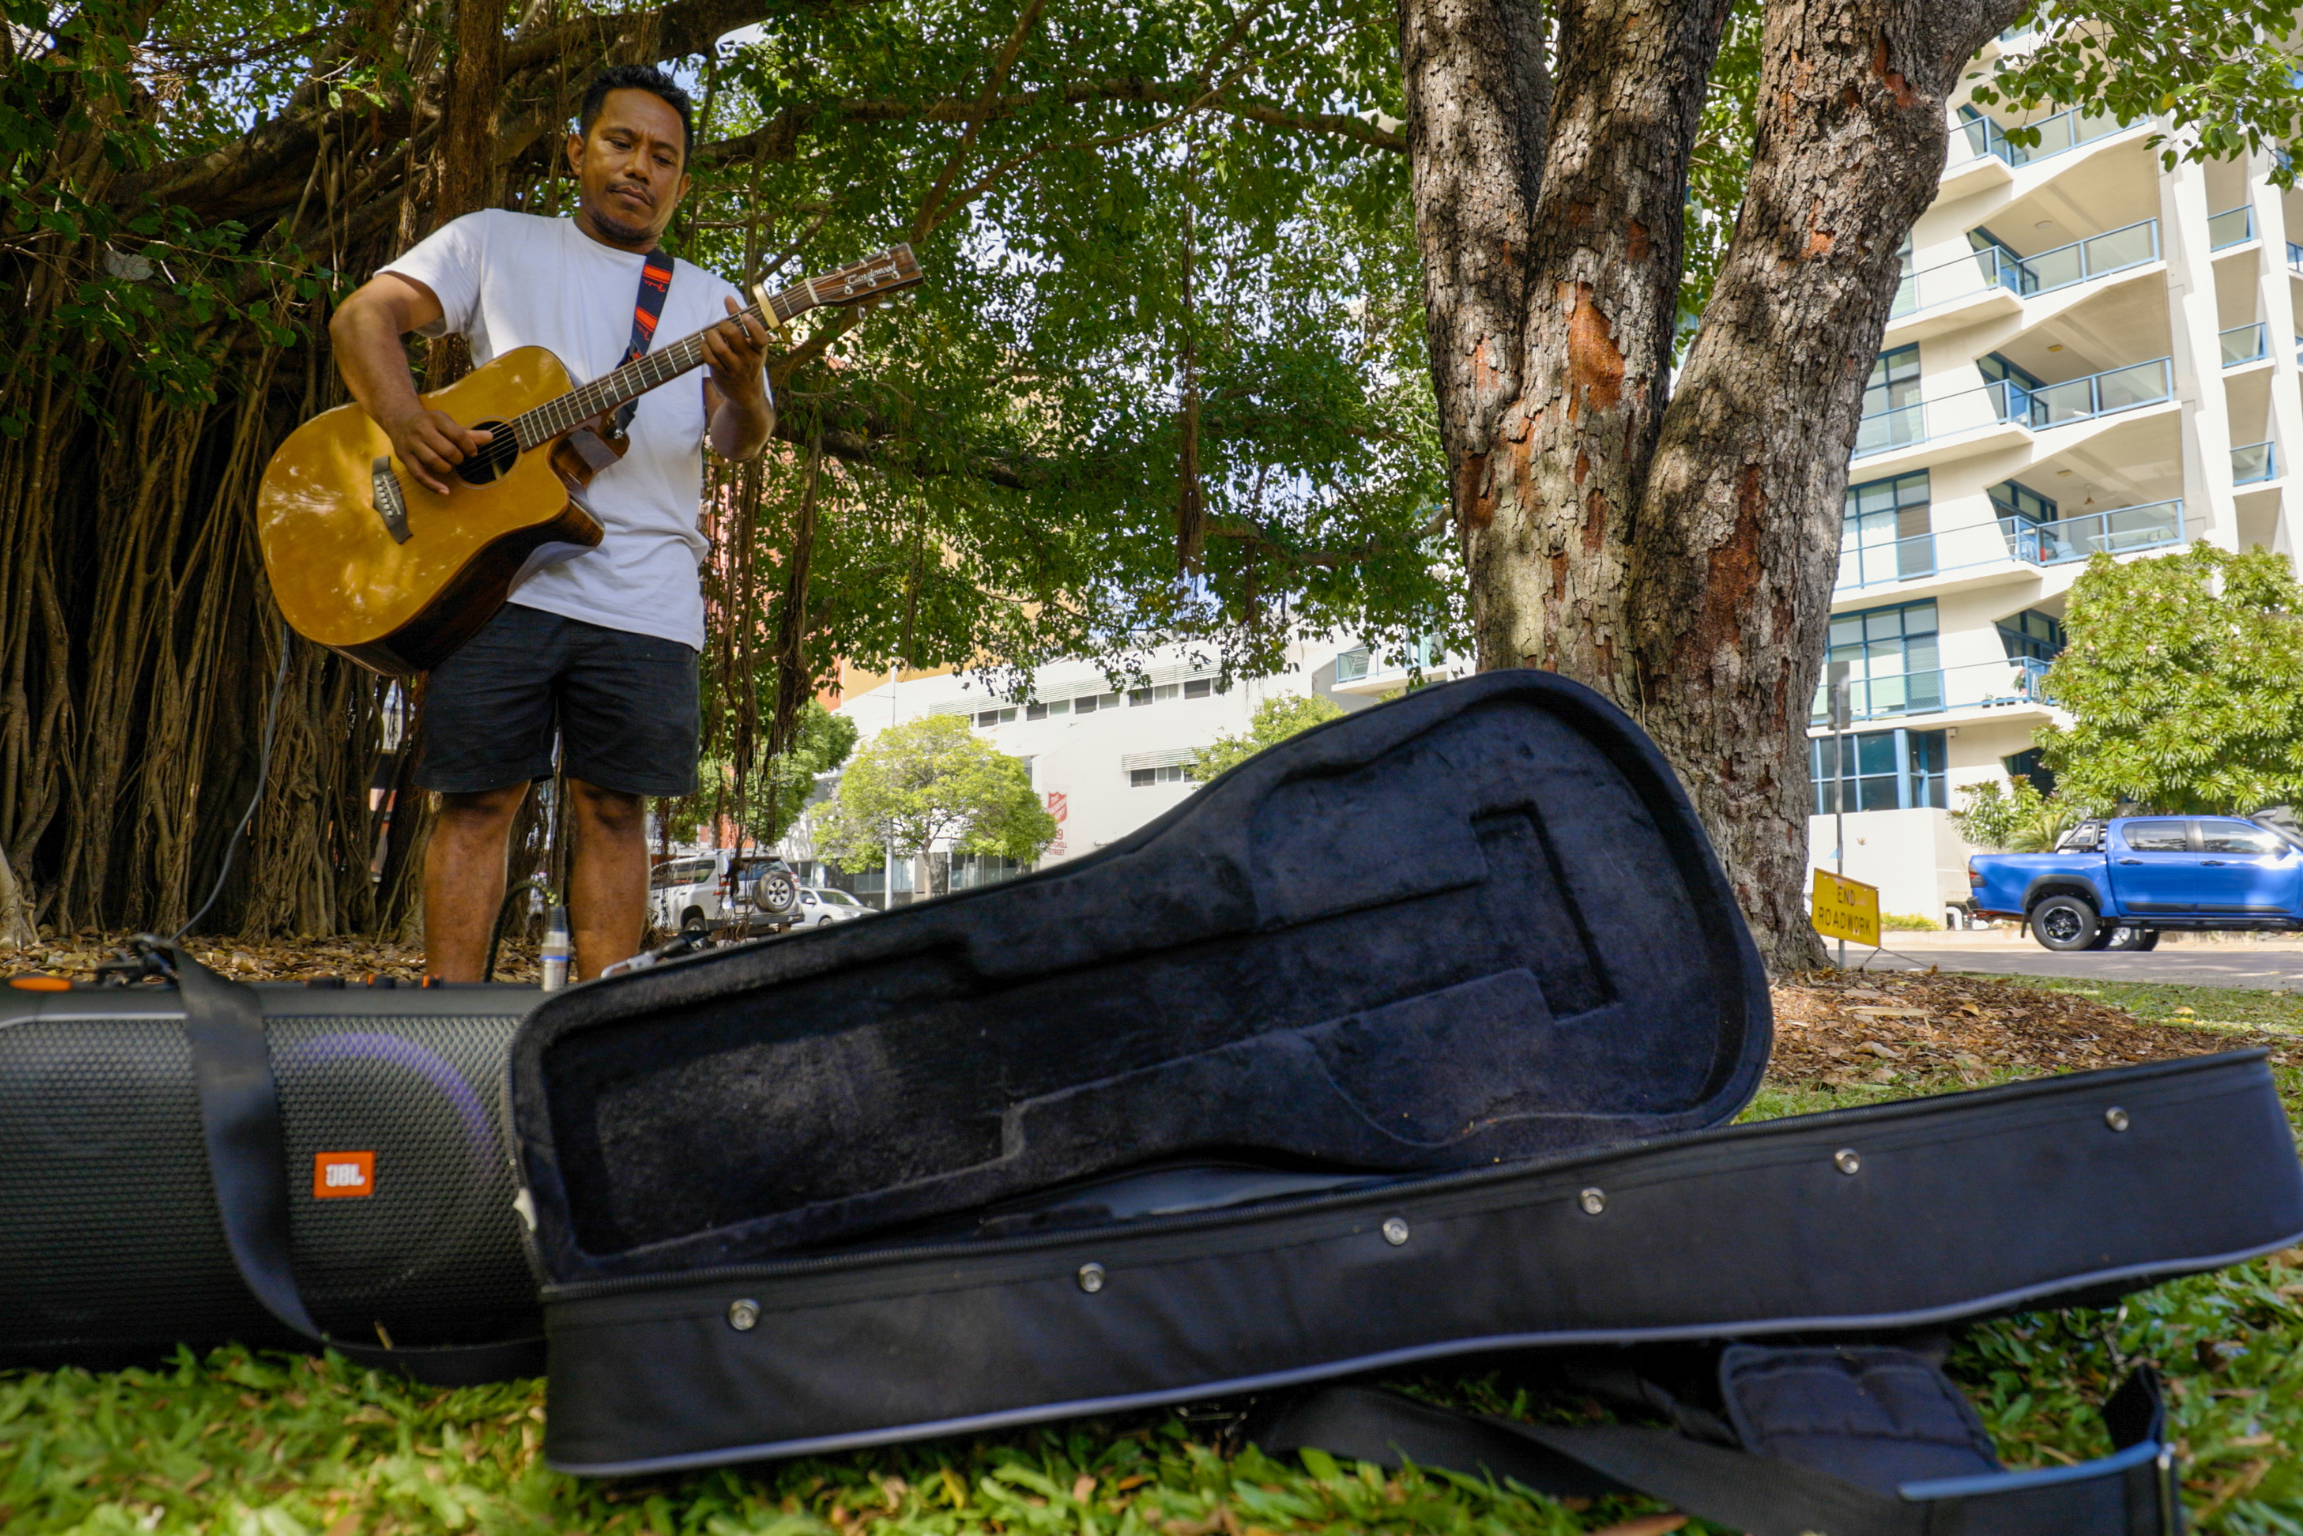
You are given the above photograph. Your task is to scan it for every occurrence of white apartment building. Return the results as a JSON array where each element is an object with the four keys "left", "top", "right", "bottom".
[
  {"left": 782, "top": 636, "right": 1464, "bottom": 906},
  {"left": 1807, "top": 29, "right": 2302, "bottom": 921}
]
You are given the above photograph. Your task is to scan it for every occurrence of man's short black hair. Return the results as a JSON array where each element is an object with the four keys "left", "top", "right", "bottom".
[{"left": 578, "top": 64, "right": 695, "bottom": 158}]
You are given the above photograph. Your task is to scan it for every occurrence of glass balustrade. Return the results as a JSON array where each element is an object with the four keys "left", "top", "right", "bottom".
[
  {"left": 2233, "top": 442, "right": 2278, "bottom": 485},
  {"left": 1955, "top": 105, "right": 2129, "bottom": 167},
  {"left": 2208, "top": 205, "right": 2258, "bottom": 249},
  {"left": 1891, "top": 220, "right": 2156, "bottom": 316},
  {"left": 1852, "top": 359, "right": 2170, "bottom": 460},
  {"left": 2026, "top": 358, "right": 2171, "bottom": 426},
  {"left": 2002, "top": 501, "right": 2185, "bottom": 564},
  {"left": 1809, "top": 658, "right": 2055, "bottom": 725},
  {"left": 2290, "top": 241, "right": 2303, "bottom": 274},
  {"left": 2222, "top": 323, "right": 2269, "bottom": 366},
  {"left": 1834, "top": 503, "right": 2186, "bottom": 591}
]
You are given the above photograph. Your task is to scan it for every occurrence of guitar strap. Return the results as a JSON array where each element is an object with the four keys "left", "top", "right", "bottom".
[{"left": 612, "top": 247, "right": 677, "bottom": 435}]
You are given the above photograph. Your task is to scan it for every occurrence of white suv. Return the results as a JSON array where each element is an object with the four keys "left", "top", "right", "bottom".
[{"left": 648, "top": 853, "right": 798, "bottom": 936}]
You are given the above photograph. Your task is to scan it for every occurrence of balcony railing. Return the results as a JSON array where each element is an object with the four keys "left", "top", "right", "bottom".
[
  {"left": 2005, "top": 500, "right": 2186, "bottom": 564},
  {"left": 1954, "top": 105, "right": 2129, "bottom": 168},
  {"left": 2290, "top": 241, "right": 2303, "bottom": 275},
  {"left": 2208, "top": 205, "right": 2258, "bottom": 250},
  {"left": 2222, "top": 322, "right": 2269, "bottom": 366},
  {"left": 2233, "top": 442, "right": 2278, "bottom": 485},
  {"left": 1835, "top": 502, "right": 2187, "bottom": 590},
  {"left": 1810, "top": 657, "right": 2055, "bottom": 725},
  {"left": 1890, "top": 220, "right": 2157, "bottom": 317},
  {"left": 1852, "top": 358, "right": 2172, "bottom": 458}
]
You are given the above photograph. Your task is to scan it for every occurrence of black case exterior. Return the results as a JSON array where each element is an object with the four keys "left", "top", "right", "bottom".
[
  {"left": 0, "top": 982, "right": 542, "bottom": 1371},
  {"left": 508, "top": 671, "right": 2303, "bottom": 1474},
  {"left": 540, "top": 1052, "right": 2303, "bottom": 1474}
]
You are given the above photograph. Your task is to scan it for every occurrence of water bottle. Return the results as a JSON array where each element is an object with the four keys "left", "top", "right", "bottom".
[{"left": 541, "top": 906, "right": 571, "bottom": 991}]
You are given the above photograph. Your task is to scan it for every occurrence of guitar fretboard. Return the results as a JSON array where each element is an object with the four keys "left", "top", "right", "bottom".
[{"left": 507, "top": 281, "right": 813, "bottom": 450}]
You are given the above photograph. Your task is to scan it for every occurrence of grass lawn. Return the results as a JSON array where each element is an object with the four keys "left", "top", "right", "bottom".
[{"left": 3, "top": 977, "right": 2300, "bottom": 1536}]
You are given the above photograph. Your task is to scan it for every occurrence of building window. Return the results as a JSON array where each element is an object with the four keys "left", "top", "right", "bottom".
[
  {"left": 1843, "top": 471, "right": 1932, "bottom": 583},
  {"left": 1997, "top": 609, "right": 2065, "bottom": 663},
  {"left": 1818, "top": 599, "right": 1941, "bottom": 721},
  {"left": 974, "top": 706, "right": 1017, "bottom": 728},
  {"left": 1811, "top": 728, "right": 1949, "bottom": 813},
  {"left": 2002, "top": 747, "right": 2056, "bottom": 795},
  {"left": 1130, "top": 765, "right": 1187, "bottom": 787},
  {"left": 1183, "top": 677, "right": 1214, "bottom": 698},
  {"left": 1987, "top": 478, "right": 2058, "bottom": 526},
  {"left": 1864, "top": 344, "right": 1922, "bottom": 417},
  {"left": 1073, "top": 692, "right": 1121, "bottom": 715},
  {"left": 1026, "top": 699, "right": 1071, "bottom": 721}
]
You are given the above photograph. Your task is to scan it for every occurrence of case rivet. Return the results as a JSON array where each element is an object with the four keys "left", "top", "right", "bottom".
[
  {"left": 1578, "top": 1187, "right": 1606, "bottom": 1216},
  {"left": 1077, "top": 1263, "right": 1106, "bottom": 1294},
  {"left": 1834, "top": 1148, "right": 1861, "bottom": 1176},
  {"left": 1381, "top": 1216, "right": 1410, "bottom": 1246},
  {"left": 726, "top": 1298, "right": 760, "bottom": 1331},
  {"left": 2105, "top": 1106, "right": 2130, "bottom": 1132}
]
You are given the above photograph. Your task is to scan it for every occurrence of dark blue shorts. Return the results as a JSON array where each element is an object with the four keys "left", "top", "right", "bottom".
[{"left": 414, "top": 604, "right": 699, "bottom": 797}]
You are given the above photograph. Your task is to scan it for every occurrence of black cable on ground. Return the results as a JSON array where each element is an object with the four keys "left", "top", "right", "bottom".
[{"left": 172, "top": 622, "right": 293, "bottom": 944}]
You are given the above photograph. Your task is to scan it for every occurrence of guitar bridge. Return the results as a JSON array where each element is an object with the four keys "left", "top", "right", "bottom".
[{"left": 372, "top": 457, "right": 412, "bottom": 544}]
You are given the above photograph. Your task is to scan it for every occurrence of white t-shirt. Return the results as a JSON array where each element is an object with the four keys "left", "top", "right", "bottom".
[{"left": 382, "top": 209, "right": 757, "bottom": 649}]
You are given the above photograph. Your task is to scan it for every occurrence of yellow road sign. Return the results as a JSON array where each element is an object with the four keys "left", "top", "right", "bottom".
[{"left": 1812, "top": 869, "right": 1881, "bottom": 948}]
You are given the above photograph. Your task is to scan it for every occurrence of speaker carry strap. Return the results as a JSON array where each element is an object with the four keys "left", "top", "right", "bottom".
[
  {"left": 172, "top": 945, "right": 546, "bottom": 1384},
  {"left": 1252, "top": 1351, "right": 2184, "bottom": 1536}
]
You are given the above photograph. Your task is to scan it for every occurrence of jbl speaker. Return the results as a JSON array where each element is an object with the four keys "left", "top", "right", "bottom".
[{"left": 0, "top": 959, "right": 545, "bottom": 1381}]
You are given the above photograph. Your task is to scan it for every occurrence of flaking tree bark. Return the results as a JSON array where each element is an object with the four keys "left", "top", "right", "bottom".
[{"left": 1405, "top": 0, "right": 2022, "bottom": 968}]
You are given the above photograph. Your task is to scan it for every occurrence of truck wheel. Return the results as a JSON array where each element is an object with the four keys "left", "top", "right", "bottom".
[
  {"left": 681, "top": 907, "right": 708, "bottom": 935},
  {"left": 2030, "top": 895, "right": 2100, "bottom": 952},
  {"left": 2133, "top": 929, "right": 2161, "bottom": 951},
  {"left": 2101, "top": 925, "right": 2160, "bottom": 952}
]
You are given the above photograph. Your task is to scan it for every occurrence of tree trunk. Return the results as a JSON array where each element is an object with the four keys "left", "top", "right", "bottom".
[
  {"left": 1399, "top": 0, "right": 1548, "bottom": 552},
  {"left": 0, "top": 841, "right": 36, "bottom": 947},
  {"left": 1470, "top": 0, "right": 1729, "bottom": 689},
  {"left": 1626, "top": 0, "right": 2019, "bottom": 969},
  {"left": 1405, "top": 0, "right": 2019, "bottom": 969}
]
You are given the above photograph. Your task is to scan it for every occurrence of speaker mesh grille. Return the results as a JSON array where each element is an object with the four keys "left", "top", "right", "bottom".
[{"left": 0, "top": 1008, "right": 536, "bottom": 1359}]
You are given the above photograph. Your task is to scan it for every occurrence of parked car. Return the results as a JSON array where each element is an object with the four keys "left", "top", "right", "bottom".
[
  {"left": 1966, "top": 813, "right": 2303, "bottom": 952},
  {"left": 789, "top": 886, "right": 873, "bottom": 927},
  {"left": 648, "top": 852, "right": 799, "bottom": 937}
]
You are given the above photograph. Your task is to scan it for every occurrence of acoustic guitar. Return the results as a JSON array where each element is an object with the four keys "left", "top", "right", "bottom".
[{"left": 258, "top": 245, "right": 923, "bottom": 675}]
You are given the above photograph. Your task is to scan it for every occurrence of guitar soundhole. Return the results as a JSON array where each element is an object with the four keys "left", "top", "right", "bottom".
[{"left": 454, "top": 421, "right": 519, "bottom": 486}]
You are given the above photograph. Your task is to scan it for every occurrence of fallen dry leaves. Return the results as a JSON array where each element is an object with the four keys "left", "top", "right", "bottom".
[
  {"left": 0, "top": 933, "right": 541, "bottom": 985},
  {"left": 1771, "top": 967, "right": 2296, "bottom": 1087}
]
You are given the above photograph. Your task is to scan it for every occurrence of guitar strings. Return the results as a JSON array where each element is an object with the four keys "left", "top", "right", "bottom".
[{"left": 505, "top": 273, "right": 827, "bottom": 452}]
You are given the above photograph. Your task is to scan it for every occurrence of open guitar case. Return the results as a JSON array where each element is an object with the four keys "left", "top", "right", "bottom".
[{"left": 510, "top": 670, "right": 2303, "bottom": 1532}]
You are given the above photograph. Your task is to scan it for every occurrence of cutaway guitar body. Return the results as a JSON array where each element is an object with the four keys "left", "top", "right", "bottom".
[{"left": 259, "top": 347, "right": 611, "bottom": 675}]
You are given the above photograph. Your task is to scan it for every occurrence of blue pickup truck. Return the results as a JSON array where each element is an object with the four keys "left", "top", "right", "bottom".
[{"left": 1967, "top": 814, "right": 2303, "bottom": 952}]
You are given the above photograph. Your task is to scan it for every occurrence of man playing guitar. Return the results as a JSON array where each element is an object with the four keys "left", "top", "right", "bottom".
[{"left": 329, "top": 64, "right": 774, "bottom": 982}]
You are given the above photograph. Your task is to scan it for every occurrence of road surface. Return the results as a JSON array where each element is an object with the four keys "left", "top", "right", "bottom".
[{"left": 1850, "top": 931, "right": 2303, "bottom": 989}]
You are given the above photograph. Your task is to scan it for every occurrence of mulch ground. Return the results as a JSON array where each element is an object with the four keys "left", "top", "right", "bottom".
[
  {"left": 1773, "top": 966, "right": 2298, "bottom": 1085},
  {"left": 3, "top": 936, "right": 2296, "bottom": 1085}
]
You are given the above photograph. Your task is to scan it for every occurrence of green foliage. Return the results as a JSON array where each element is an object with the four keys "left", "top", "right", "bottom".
[
  {"left": 1973, "top": 5, "right": 2303, "bottom": 188},
  {"left": 1187, "top": 692, "right": 1346, "bottom": 780},
  {"left": 667, "top": 700, "right": 859, "bottom": 847},
  {"left": 2039, "top": 546, "right": 2303, "bottom": 814},
  {"left": 1880, "top": 912, "right": 1941, "bottom": 931},
  {"left": 1952, "top": 777, "right": 2093, "bottom": 852},
  {"left": 818, "top": 713, "right": 1057, "bottom": 870}
]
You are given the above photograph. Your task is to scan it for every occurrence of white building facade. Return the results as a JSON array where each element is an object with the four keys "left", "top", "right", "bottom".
[
  {"left": 1810, "top": 30, "right": 2302, "bottom": 921},
  {"left": 785, "top": 636, "right": 1464, "bottom": 906}
]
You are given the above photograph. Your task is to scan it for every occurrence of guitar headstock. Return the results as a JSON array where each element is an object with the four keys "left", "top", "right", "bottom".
[{"left": 759, "top": 246, "right": 924, "bottom": 321}]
